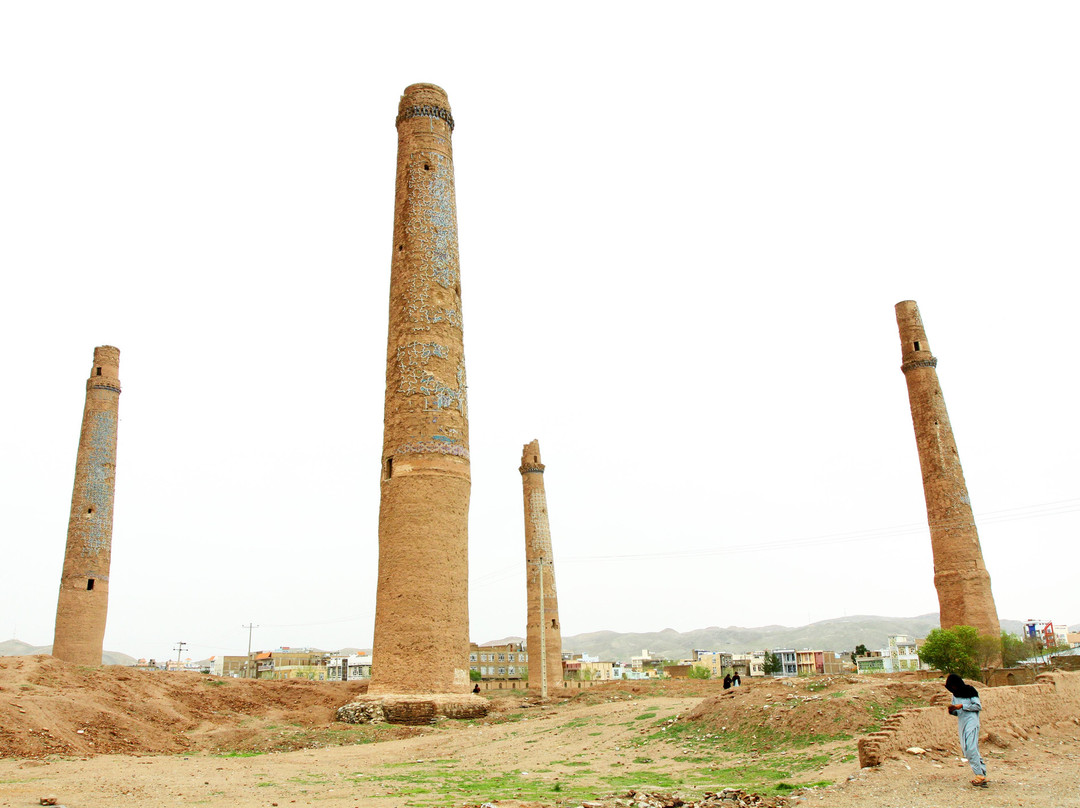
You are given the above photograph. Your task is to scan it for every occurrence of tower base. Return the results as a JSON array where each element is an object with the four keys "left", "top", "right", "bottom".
[{"left": 336, "top": 694, "right": 488, "bottom": 726}]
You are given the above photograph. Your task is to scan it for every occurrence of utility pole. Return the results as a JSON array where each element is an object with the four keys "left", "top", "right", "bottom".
[
  {"left": 538, "top": 556, "right": 548, "bottom": 700},
  {"left": 174, "top": 641, "right": 187, "bottom": 665},
  {"left": 242, "top": 623, "right": 258, "bottom": 679}
]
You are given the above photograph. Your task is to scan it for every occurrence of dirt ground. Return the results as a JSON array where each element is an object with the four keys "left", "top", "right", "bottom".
[{"left": 1, "top": 656, "right": 1078, "bottom": 808}]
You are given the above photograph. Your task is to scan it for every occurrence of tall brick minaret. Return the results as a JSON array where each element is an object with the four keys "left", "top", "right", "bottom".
[
  {"left": 53, "top": 346, "right": 122, "bottom": 666},
  {"left": 520, "top": 440, "right": 563, "bottom": 694},
  {"left": 896, "top": 301, "right": 1001, "bottom": 642},
  {"left": 370, "top": 84, "right": 471, "bottom": 695}
]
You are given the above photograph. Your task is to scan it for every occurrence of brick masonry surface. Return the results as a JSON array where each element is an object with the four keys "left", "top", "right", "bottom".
[
  {"left": 896, "top": 301, "right": 1001, "bottom": 643},
  {"left": 370, "top": 85, "right": 472, "bottom": 695},
  {"left": 53, "top": 346, "right": 121, "bottom": 666}
]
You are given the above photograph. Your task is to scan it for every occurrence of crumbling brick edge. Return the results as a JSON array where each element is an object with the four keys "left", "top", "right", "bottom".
[{"left": 858, "top": 671, "right": 1080, "bottom": 767}]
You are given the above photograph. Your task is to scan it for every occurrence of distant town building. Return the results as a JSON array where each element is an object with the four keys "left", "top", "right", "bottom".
[
  {"left": 470, "top": 642, "right": 528, "bottom": 681},
  {"left": 856, "top": 635, "right": 930, "bottom": 674},
  {"left": 209, "top": 655, "right": 248, "bottom": 677},
  {"left": 254, "top": 648, "right": 328, "bottom": 680},
  {"left": 630, "top": 649, "right": 664, "bottom": 676},
  {"left": 732, "top": 651, "right": 766, "bottom": 678},
  {"left": 564, "top": 654, "right": 615, "bottom": 681},
  {"left": 1023, "top": 620, "right": 1070, "bottom": 649},
  {"left": 689, "top": 650, "right": 733, "bottom": 678},
  {"left": 326, "top": 653, "right": 372, "bottom": 681},
  {"left": 770, "top": 648, "right": 850, "bottom": 676},
  {"left": 611, "top": 662, "right": 652, "bottom": 680}
]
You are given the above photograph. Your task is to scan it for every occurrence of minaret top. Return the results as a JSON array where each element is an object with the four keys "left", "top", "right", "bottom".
[
  {"left": 89, "top": 346, "right": 121, "bottom": 388},
  {"left": 397, "top": 83, "right": 454, "bottom": 131},
  {"left": 895, "top": 300, "right": 937, "bottom": 373},
  {"left": 520, "top": 439, "right": 545, "bottom": 474}
]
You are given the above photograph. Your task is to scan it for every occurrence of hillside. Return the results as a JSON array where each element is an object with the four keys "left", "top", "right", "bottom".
[
  {"left": 557, "top": 615, "right": 1030, "bottom": 661},
  {"left": 0, "top": 639, "right": 136, "bottom": 667}
]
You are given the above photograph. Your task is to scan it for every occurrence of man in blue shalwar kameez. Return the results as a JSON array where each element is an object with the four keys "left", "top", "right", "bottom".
[{"left": 945, "top": 673, "right": 988, "bottom": 788}]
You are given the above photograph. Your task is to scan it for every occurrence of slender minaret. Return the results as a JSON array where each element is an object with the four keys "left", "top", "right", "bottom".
[
  {"left": 370, "top": 84, "right": 471, "bottom": 695},
  {"left": 520, "top": 440, "right": 562, "bottom": 694},
  {"left": 895, "top": 302, "right": 1001, "bottom": 641},
  {"left": 53, "top": 346, "right": 122, "bottom": 666}
]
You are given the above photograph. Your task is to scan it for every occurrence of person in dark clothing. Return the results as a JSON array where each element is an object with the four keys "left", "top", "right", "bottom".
[
  {"left": 723, "top": 673, "right": 732, "bottom": 689},
  {"left": 945, "top": 674, "right": 987, "bottom": 788},
  {"left": 472, "top": 683, "right": 481, "bottom": 695},
  {"left": 731, "top": 672, "right": 741, "bottom": 687}
]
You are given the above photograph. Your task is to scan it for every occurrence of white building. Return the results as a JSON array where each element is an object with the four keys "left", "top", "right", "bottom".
[
  {"left": 326, "top": 653, "right": 372, "bottom": 681},
  {"left": 856, "top": 635, "right": 929, "bottom": 674}
]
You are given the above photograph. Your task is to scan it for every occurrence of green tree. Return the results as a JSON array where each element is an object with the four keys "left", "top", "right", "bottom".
[
  {"left": 469, "top": 669, "right": 481, "bottom": 681},
  {"left": 975, "top": 633, "right": 1006, "bottom": 669},
  {"left": 687, "top": 665, "right": 711, "bottom": 679},
  {"left": 1000, "top": 632, "right": 1026, "bottom": 668},
  {"left": 850, "top": 644, "right": 869, "bottom": 664},
  {"left": 918, "top": 626, "right": 981, "bottom": 680},
  {"left": 763, "top": 651, "right": 782, "bottom": 675}
]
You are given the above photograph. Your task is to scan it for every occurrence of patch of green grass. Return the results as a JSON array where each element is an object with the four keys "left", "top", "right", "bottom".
[
  {"left": 288, "top": 772, "right": 331, "bottom": 784},
  {"left": 602, "top": 771, "right": 681, "bottom": 790},
  {"left": 634, "top": 711, "right": 658, "bottom": 720},
  {"left": 649, "top": 719, "right": 854, "bottom": 757},
  {"left": 215, "top": 750, "right": 264, "bottom": 758},
  {"left": 633, "top": 756, "right": 653, "bottom": 764},
  {"left": 588, "top": 731, "right": 603, "bottom": 736},
  {"left": 865, "top": 696, "right": 930, "bottom": 732},
  {"left": 202, "top": 679, "right": 225, "bottom": 687},
  {"left": 369, "top": 767, "right": 598, "bottom": 804},
  {"left": 256, "top": 782, "right": 277, "bottom": 788}
]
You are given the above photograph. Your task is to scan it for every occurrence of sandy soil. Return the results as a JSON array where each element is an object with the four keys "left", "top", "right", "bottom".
[{"left": 1, "top": 657, "right": 1077, "bottom": 808}]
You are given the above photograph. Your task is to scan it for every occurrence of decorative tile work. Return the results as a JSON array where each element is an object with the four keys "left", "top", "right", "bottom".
[
  {"left": 527, "top": 489, "right": 556, "bottom": 594},
  {"left": 400, "top": 152, "right": 462, "bottom": 331},
  {"left": 395, "top": 342, "right": 467, "bottom": 415},
  {"left": 395, "top": 440, "right": 470, "bottom": 459},
  {"left": 81, "top": 409, "right": 116, "bottom": 558}
]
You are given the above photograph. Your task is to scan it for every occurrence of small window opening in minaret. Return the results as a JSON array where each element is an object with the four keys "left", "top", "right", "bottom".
[
  {"left": 87, "top": 579, "right": 95, "bottom": 591},
  {"left": 914, "top": 341, "right": 921, "bottom": 351},
  {"left": 533, "top": 455, "right": 538, "bottom": 463},
  {"left": 551, "top": 619, "right": 558, "bottom": 629},
  {"left": 423, "top": 163, "right": 431, "bottom": 171},
  {"left": 96, "top": 367, "right": 102, "bottom": 376},
  {"left": 398, "top": 245, "right": 403, "bottom": 251},
  {"left": 385, "top": 456, "right": 393, "bottom": 480}
]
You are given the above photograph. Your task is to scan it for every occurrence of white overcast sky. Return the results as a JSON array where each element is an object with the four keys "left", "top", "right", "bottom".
[{"left": 2, "top": 3, "right": 1077, "bottom": 664}]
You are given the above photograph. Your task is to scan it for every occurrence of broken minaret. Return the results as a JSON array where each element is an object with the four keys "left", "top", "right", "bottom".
[
  {"left": 53, "top": 346, "right": 122, "bottom": 666},
  {"left": 520, "top": 440, "right": 563, "bottom": 694},
  {"left": 370, "top": 84, "right": 472, "bottom": 695},
  {"left": 895, "top": 301, "right": 1001, "bottom": 641}
]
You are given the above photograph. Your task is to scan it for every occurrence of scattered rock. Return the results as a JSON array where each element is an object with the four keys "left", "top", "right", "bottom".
[{"left": 905, "top": 747, "right": 926, "bottom": 755}]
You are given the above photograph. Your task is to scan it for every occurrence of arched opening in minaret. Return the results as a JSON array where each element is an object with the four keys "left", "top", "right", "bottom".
[
  {"left": 87, "top": 579, "right": 95, "bottom": 591},
  {"left": 913, "top": 341, "right": 921, "bottom": 351},
  {"left": 95, "top": 367, "right": 102, "bottom": 376},
  {"left": 384, "top": 457, "right": 393, "bottom": 480}
]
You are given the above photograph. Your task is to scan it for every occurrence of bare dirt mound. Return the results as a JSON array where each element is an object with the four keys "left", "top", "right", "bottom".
[
  {"left": 683, "top": 674, "right": 939, "bottom": 740},
  {"left": 0, "top": 655, "right": 376, "bottom": 758}
]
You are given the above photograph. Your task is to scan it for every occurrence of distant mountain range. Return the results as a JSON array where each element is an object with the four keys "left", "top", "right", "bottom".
[
  {"left": 3, "top": 615, "right": 1058, "bottom": 666},
  {"left": 487, "top": 614, "right": 1034, "bottom": 661},
  {"left": 0, "top": 639, "right": 136, "bottom": 666}
]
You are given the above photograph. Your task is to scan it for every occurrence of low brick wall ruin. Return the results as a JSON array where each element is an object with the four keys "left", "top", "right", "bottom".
[{"left": 858, "top": 671, "right": 1080, "bottom": 767}]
